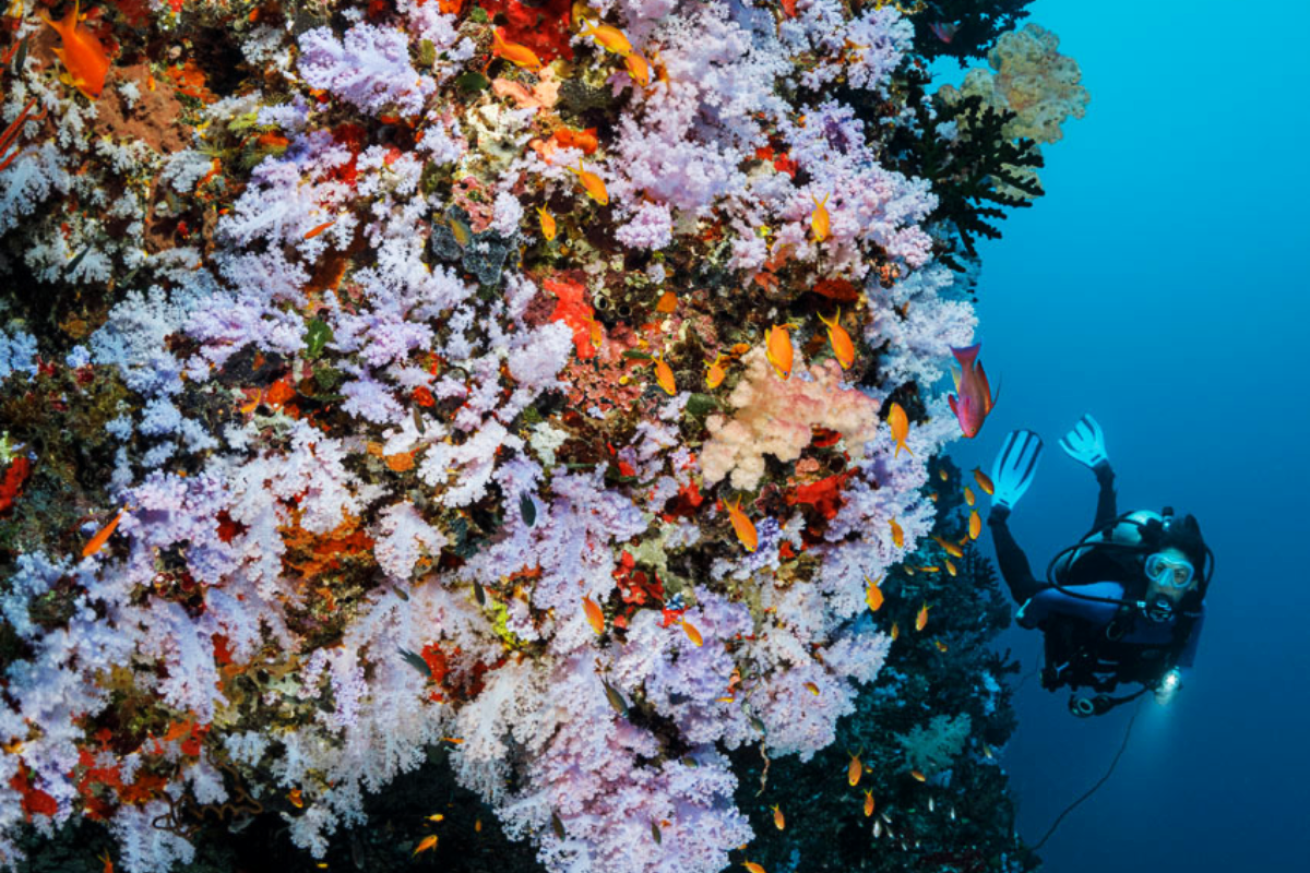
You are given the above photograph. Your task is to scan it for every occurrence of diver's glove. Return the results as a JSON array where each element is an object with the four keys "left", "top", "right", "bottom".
[
  {"left": 1058, "top": 414, "right": 1108, "bottom": 471},
  {"left": 990, "top": 430, "right": 1043, "bottom": 511}
]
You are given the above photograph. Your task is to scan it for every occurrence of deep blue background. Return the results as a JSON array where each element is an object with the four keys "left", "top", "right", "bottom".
[{"left": 939, "top": 1, "right": 1310, "bottom": 870}]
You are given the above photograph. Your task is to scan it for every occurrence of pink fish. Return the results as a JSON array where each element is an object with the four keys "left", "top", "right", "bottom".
[
  {"left": 930, "top": 22, "right": 960, "bottom": 44},
  {"left": 948, "top": 343, "right": 997, "bottom": 438}
]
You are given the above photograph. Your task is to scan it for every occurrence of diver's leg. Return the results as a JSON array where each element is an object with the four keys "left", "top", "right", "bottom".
[
  {"left": 987, "top": 507, "right": 1042, "bottom": 604},
  {"left": 1091, "top": 461, "right": 1117, "bottom": 531}
]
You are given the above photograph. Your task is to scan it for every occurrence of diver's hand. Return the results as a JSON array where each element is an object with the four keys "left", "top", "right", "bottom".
[{"left": 1058, "top": 414, "right": 1108, "bottom": 470}]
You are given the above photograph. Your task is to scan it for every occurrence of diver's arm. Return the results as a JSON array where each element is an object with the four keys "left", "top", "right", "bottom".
[
  {"left": 1091, "top": 461, "right": 1117, "bottom": 530},
  {"left": 987, "top": 507, "right": 1043, "bottom": 605}
]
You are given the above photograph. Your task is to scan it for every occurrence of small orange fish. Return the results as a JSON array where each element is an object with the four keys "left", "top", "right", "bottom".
[
  {"left": 569, "top": 159, "right": 608, "bottom": 205},
  {"left": 910, "top": 769, "right": 927, "bottom": 783},
  {"left": 83, "top": 507, "right": 126, "bottom": 558},
  {"left": 303, "top": 220, "right": 335, "bottom": 239},
  {"left": 848, "top": 750, "right": 863, "bottom": 786},
  {"left": 492, "top": 28, "right": 543, "bottom": 71},
  {"left": 804, "top": 681, "right": 820, "bottom": 696},
  {"left": 765, "top": 323, "right": 794, "bottom": 380},
  {"left": 682, "top": 618, "right": 703, "bottom": 647},
  {"left": 810, "top": 193, "right": 830, "bottom": 242},
  {"left": 413, "top": 834, "right": 439, "bottom": 855},
  {"left": 41, "top": 0, "right": 111, "bottom": 101},
  {"left": 817, "top": 308, "right": 854, "bottom": 369},
  {"left": 863, "top": 789, "right": 875, "bottom": 818},
  {"left": 915, "top": 602, "right": 929, "bottom": 632},
  {"left": 968, "top": 510, "right": 982, "bottom": 541},
  {"left": 624, "top": 52, "right": 651, "bottom": 87},
  {"left": 890, "top": 621, "right": 900, "bottom": 641},
  {"left": 864, "top": 574, "right": 884, "bottom": 613},
  {"left": 579, "top": 23, "right": 633, "bottom": 56},
  {"left": 427, "top": 814, "right": 445, "bottom": 822},
  {"left": 944, "top": 559, "right": 957, "bottom": 577},
  {"left": 771, "top": 803, "right": 785, "bottom": 831},
  {"left": 583, "top": 596, "right": 605, "bottom": 634},
  {"left": 288, "top": 788, "right": 304, "bottom": 808},
  {"left": 705, "top": 353, "right": 727, "bottom": 389},
  {"left": 919, "top": 565, "right": 940, "bottom": 574},
  {"left": 963, "top": 485, "right": 976, "bottom": 506},
  {"left": 725, "top": 496, "right": 758, "bottom": 552},
  {"left": 935, "top": 639, "right": 949, "bottom": 652},
  {"left": 973, "top": 467, "right": 995, "bottom": 495},
  {"left": 888, "top": 402, "right": 912, "bottom": 458},
  {"left": 932, "top": 536, "right": 963, "bottom": 559},
  {"left": 537, "top": 206, "right": 557, "bottom": 241},
  {"left": 99, "top": 850, "right": 113, "bottom": 873},
  {"left": 889, "top": 517, "right": 904, "bottom": 549},
  {"left": 939, "top": 468, "right": 949, "bottom": 482},
  {"left": 653, "top": 352, "right": 676, "bottom": 396},
  {"left": 742, "top": 863, "right": 766, "bottom": 873}
]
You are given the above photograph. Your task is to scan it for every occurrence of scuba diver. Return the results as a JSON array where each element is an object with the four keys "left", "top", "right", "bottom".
[{"left": 986, "top": 415, "right": 1214, "bottom": 717}]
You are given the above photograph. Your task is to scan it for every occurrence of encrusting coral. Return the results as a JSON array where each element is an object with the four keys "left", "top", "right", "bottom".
[{"left": 0, "top": 2, "right": 1083, "bottom": 871}]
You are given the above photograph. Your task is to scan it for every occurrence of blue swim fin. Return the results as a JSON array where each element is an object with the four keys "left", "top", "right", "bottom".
[{"left": 990, "top": 430, "right": 1043, "bottom": 510}]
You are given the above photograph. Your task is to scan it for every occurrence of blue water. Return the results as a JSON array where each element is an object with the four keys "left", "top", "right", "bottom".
[{"left": 944, "top": 1, "right": 1310, "bottom": 870}]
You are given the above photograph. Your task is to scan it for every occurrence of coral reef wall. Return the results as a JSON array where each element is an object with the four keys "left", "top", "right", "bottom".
[{"left": 0, "top": 1, "right": 1079, "bottom": 871}]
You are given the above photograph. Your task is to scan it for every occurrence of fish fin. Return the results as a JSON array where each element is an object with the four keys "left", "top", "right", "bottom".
[
  {"left": 951, "top": 343, "right": 981, "bottom": 370},
  {"left": 950, "top": 363, "right": 961, "bottom": 392},
  {"left": 948, "top": 393, "right": 958, "bottom": 418}
]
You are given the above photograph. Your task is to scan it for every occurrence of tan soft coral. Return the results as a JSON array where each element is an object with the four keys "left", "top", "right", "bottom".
[{"left": 699, "top": 347, "right": 881, "bottom": 492}]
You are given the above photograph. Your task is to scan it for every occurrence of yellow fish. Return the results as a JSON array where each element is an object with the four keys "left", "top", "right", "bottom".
[
  {"left": 653, "top": 352, "right": 676, "bottom": 395},
  {"left": 944, "top": 559, "right": 957, "bottom": 577},
  {"left": 890, "top": 621, "right": 900, "bottom": 641},
  {"left": 888, "top": 402, "right": 912, "bottom": 458},
  {"left": 624, "top": 52, "right": 650, "bottom": 87},
  {"left": 569, "top": 159, "right": 608, "bottom": 205},
  {"left": 682, "top": 619, "right": 703, "bottom": 647},
  {"left": 864, "top": 574, "right": 884, "bottom": 613},
  {"left": 705, "top": 353, "right": 727, "bottom": 389},
  {"left": 811, "top": 192, "right": 830, "bottom": 242},
  {"left": 915, "top": 602, "right": 929, "bottom": 632},
  {"left": 889, "top": 517, "right": 904, "bottom": 549},
  {"left": 817, "top": 308, "right": 854, "bottom": 369},
  {"left": 765, "top": 324, "right": 794, "bottom": 380},
  {"left": 963, "top": 485, "right": 976, "bottom": 506},
  {"left": 804, "top": 681, "right": 820, "bottom": 696},
  {"left": 848, "top": 751, "right": 862, "bottom": 786},
  {"left": 742, "top": 863, "right": 766, "bottom": 873},
  {"left": 863, "top": 789, "right": 875, "bottom": 818},
  {"left": 413, "top": 835, "right": 438, "bottom": 855},
  {"left": 932, "top": 536, "right": 963, "bottom": 559},
  {"left": 537, "top": 206, "right": 557, "bottom": 241},
  {"left": 973, "top": 467, "right": 995, "bottom": 496},
  {"left": 491, "top": 28, "right": 542, "bottom": 71},
  {"left": 968, "top": 510, "right": 981, "bottom": 541},
  {"left": 910, "top": 770, "right": 927, "bottom": 783},
  {"left": 725, "top": 495, "right": 758, "bottom": 552},
  {"left": 771, "top": 804, "right": 785, "bottom": 831},
  {"left": 583, "top": 596, "right": 605, "bottom": 634},
  {"left": 579, "top": 22, "right": 633, "bottom": 56},
  {"left": 939, "top": 468, "right": 949, "bottom": 482}
]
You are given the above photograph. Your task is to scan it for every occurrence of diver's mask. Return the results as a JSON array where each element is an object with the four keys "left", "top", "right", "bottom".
[{"left": 1145, "top": 552, "right": 1195, "bottom": 589}]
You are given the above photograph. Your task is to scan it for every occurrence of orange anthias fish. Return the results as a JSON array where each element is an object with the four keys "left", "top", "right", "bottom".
[
  {"left": 890, "top": 621, "right": 900, "bottom": 641},
  {"left": 413, "top": 834, "right": 439, "bottom": 855},
  {"left": 817, "top": 308, "right": 854, "bottom": 369},
  {"left": 99, "top": 850, "right": 113, "bottom": 873},
  {"left": 303, "top": 220, "right": 335, "bottom": 240},
  {"left": 492, "top": 28, "right": 543, "bottom": 72},
  {"left": 624, "top": 52, "right": 651, "bottom": 87},
  {"left": 742, "top": 863, "right": 767, "bottom": 873},
  {"left": 725, "top": 496, "right": 758, "bottom": 552},
  {"left": 705, "top": 353, "right": 727, "bottom": 389},
  {"left": 771, "top": 804, "right": 785, "bottom": 830},
  {"left": 83, "top": 507, "right": 126, "bottom": 558},
  {"left": 944, "top": 559, "right": 957, "bottom": 577},
  {"left": 765, "top": 324, "right": 794, "bottom": 380},
  {"left": 915, "top": 602, "right": 929, "bottom": 632},
  {"left": 864, "top": 574, "right": 884, "bottom": 613},
  {"left": 910, "top": 769, "right": 927, "bottom": 783},
  {"left": 948, "top": 343, "right": 997, "bottom": 438},
  {"left": 537, "top": 206, "right": 557, "bottom": 241},
  {"left": 653, "top": 352, "right": 677, "bottom": 396},
  {"left": 848, "top": 751, "right": 862, "bottom": 786},
  {"left": 888, "top": 402, "right": 912, "bottom": 457},
  {"left": 863, "top": 789, "right": 875, "bottom": 817},
  {"left": 968, "top": 509, "right": 982, "bottom": 541},
  {"left": 932, "top": 536, "right": 963, "bottom": 559},
  {"left": 804, "top": 681, "right": 820, "bottom": 696},
  {"left": 42, "top": 0, "right": 111, "bottom": 101},
  {"left": 579, "top": 23, "right": 633, "bottom": 56},
  {"left": 888, "top": 517, "right": 904, "bottom": 549},
  {"left": 810, "top": 193, "right": 830, "bottom": 242},
  {"left": 682, "top": 618, "right": 703, "bottom": 647},
  {"left": 973, "top": 466, "right": 994, "bottom": 495},
  {"left": 583, "top": 596, "right": 605, "bottom": 634},
  {"left": 963, "top": 485, "right": 976, "bottom": 506},
  {"left": 569, "top": 159, "right": 609, "bottom": 205}
]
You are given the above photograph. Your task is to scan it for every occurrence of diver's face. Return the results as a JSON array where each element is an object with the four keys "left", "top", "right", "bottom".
[{"left": 1144, "top": 547, "right": 1196, "bottom": 605}]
